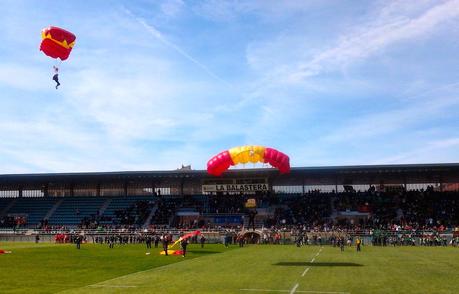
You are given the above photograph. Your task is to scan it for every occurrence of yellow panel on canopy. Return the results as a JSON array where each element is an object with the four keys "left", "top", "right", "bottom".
[{"left": 229, "top": 145, "right": 266, "bottom": 165}]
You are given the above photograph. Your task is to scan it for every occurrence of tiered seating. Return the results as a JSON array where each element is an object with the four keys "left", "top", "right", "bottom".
[
  {"left": 0, "top": 198, "right": 14, "bottom": 214},
  {"left": 7, "top": 197, "right": 58, "bottom": 227},
  {"left": 100, "top": 196, "right": 155, "bottom": 225},
  {"left": 48, "top": 196, "right": 106, "bottom": 225},
  {"left": 153, "top": 198, "right": 180, "bottom": 225}
]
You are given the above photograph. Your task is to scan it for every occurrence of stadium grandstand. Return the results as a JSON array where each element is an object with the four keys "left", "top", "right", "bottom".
[{"left": 1, "top": 163, "right": 458, "bottom": 243}]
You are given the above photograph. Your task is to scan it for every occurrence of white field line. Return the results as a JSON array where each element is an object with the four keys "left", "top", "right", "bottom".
[
  {"left": 290, "top": 283, "right": 299, "bottom": 294},
  {"left": 301, "top": 247, "right": 321, "bottom": 277},
  {"left": 242, "top": 246, "right": 350, "bottom": 294},
  {"left": 240, "top": 290, "right": 349, "bottom": 294},
  {"left": 240, "top": 289, "right": 289, "bottom": 293},
  {"left": 81, "top": 261, "right": 181, "bottom": 290},
  {"left": 296, "top": 291, "right": 350, "bottom": 294},
  {"left": 312, "top": 247, "right": 321, "bottom": 262},
  {"left": 88, "top": 285, "right": 137, "bottom": 288}
]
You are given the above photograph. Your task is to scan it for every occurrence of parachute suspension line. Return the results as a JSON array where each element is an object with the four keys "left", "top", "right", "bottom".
[{"left": 54, "top": 59, "right": 63, "bottom": 68}]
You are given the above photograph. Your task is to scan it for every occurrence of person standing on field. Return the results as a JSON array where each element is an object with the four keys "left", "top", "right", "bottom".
[
  {"left": 200, "top": 235, "right": 206, "bottom": 248},
  {"left": 162, "top": 234, "right": 169, "bottom": 256},
  {"left": 146, "top": 235, "right": 152, "bottom": 249},
  {"left": 339, "top": 237, "right": 345, "bottom": 252},
  {"left": 75, "top": 235, "right": 82, "bottom": 249},
  {"left": 109, "top": 235, "right": 115, "bottom": 249},
  {"left": 154, "top": 235, "right": 160, "bottom": 248},
  {"left": 356, "top": 238, "right": 362, "bottom": 252},
  {"left": 181, "top": 238, "right": 189, "bottom": 257}
]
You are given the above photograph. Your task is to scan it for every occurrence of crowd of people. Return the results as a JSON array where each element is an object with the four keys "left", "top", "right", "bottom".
[
  {"left": 154, "top": 188, "right": 458, "bottom": 233},
  {"left": 0, "top": 216, "right": 16, "bottom": 228},
  {"left": 76, "top": 200, "right": 153, "bottom": 229},
  {"left": 0, "top": 215, "right": 26, "bottom": 229},
  {"left": 21, "top": 219, "right": 454, "bottom": 251},
  {"left": 207, "top": 192, "right": 277, "bottom": 214},
  {"left": 2, "top": 188, "right": 459, "bottom": 242},
  {"left": 153, "top": 199, "right": 178, "bottom": 225},
  {"left": 332, "top": 186, "right": 459, "bottom": 230},
  {"left": 51, "top": 231, "right": 207, "bottom": 257}
]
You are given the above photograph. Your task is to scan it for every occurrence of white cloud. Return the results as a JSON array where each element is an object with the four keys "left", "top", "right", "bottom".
[
  {"left": 0, "top": 2, "right": 248, "bottom": 173},
  {"left": 123, "top": 7, "right": 232, "bottom": 87},
  {"left": 192, "top": 0, "right": 253, "bottom": 22},
  {"left": 323, "top": 93, "right": 459, "bottom": 143},
  {"left": 370, "top": 138, "right": 459, "bottom": 164},
  {"left": 0, "top": 1, "right": 458, "bottom": 173},
  {"left": 193, "top": 0, "right": 325, "bottom": 22},
  {"left": 0, "top": 64, "right": 51, "bottom": 92},
  {"left": 245, "top": 0, "right": 459, "bottom": 84},
  {"left": 236, "top": 0, "right": 459, "bottom": 168},
  {"left": 160, "top": 0, "right": 185, "bottom": 18},
  {"left": 290, "top": 0, "right": 459, "bottom": 81}
]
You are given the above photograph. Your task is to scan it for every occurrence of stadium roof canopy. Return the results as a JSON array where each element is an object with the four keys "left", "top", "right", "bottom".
[{"left": 0, "top": 163, "right": 458, "bottom": 188}]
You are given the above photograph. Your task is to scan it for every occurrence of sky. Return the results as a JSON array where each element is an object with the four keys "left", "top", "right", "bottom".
[{"left": 0, "top": 0, "right": 458, "bottom": 173}]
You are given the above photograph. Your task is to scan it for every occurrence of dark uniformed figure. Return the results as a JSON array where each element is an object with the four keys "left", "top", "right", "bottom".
[
  {"left": 238, "top": 235, "right": 244, "bottom": 247},
  {"left": 296, "top": 234, "right": 303, "bottom": 247},
  {"left": 146, "top": 235, "right": 152, "bottom": 249},
  {"left": 224, "top": 234, "right": 230, "bottom": 248},
  {"left": 35, "top": 234, "right": 40, "bottom": 244},
  {"left": 181, "top": 238, "right": 189, "bottom": 257},
  {"left": 248, "top": 210, "right": 258, "bottom": 231},
  {"left": 339, "top": 237, "right": 345, "bottom": 252},
  {"left": 154, "top": 235, "right": 160, "bottom": 248},
  {"left": 200, "top": 235, "right": 206, "bottom": 248},
  {"left": 162, "top": 235, "right": 169, "bottom": 256},
  {"left": 109, "top": 235, "right": 115, "bottom": 249},
  {"left": 76, "top": 235, "right": 82, "bottom": 249}
]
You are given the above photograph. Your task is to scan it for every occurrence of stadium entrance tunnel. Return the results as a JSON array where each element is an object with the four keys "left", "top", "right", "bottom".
[{"left": 274, "top": 262, "right": 363, "bottom": 267}]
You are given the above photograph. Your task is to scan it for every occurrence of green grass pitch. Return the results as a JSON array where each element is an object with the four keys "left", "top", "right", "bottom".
[{"left": 0, "top": 242, "right": 458, "bottom": 293}]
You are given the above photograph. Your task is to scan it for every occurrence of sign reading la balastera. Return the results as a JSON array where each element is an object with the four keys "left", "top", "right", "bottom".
[{"left": 202, "top": 184, "right": 269, "bottom": 193}]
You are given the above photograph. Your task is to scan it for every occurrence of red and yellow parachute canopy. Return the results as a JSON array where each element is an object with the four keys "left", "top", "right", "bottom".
[
  {"left": 207, "top": 145, "right": 290, "bottom": 176},
  {"left": 40, "top": 26, "right": 76, "bottom": 61},
  {"left": 160, "top": 230, "right": 201, "bottom": 256}
]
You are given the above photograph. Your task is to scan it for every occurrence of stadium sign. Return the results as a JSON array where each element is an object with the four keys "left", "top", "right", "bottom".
[{"left": 202, "top": 184, "right": 269, "bottom": 193}]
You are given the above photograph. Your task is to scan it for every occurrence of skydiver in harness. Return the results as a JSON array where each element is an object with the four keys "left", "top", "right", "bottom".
[{"left": 53, "top": 66, "right": 60, "bottom": 89}]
